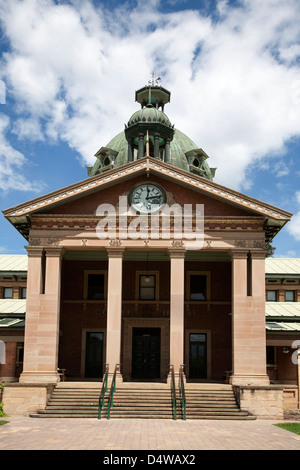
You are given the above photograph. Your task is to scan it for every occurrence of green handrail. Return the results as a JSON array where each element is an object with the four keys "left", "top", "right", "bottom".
[
  {"left": 98, "top": 363, "right": 109, "bottom": 419},
  {"left": 170, "top": 364, "right": 177, "bottom": 420},
  {"left": 107, "top": 363, "right": 120, "bottom": 420},
  {"left": 179, "top": 364, "right": 186, "bottom": 420}
]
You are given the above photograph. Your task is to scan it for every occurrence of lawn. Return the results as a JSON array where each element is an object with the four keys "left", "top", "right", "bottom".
[{"left": 275, "top": 423, "right": 300, "bottom": 435}]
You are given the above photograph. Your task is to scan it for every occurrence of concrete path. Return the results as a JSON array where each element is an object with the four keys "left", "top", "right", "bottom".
[{"left": 0, "top": 415, "right": 300, "bottom": 451}]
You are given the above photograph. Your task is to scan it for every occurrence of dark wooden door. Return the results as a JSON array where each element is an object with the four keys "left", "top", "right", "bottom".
[
  {"left": 132, "top": 328, "right": 160, "bottom": 379},
  {"left": 189, "top": 333, "right": 207, "bottom": 379},
  {"left": 85, "top": 332, "right": 104, "bottom": 378}
]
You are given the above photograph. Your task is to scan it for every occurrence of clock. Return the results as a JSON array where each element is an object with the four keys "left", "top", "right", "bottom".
[{"left": 130, "top": 184, "right": 166, "bottom": 213}]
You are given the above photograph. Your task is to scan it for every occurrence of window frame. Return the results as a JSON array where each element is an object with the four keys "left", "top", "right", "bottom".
[
  {"left": 135, "top": 270, "right": 159, "bottom": 301},
  {"left": 3, "top": 287, "right": 13, "bottom": 299},
  {"left": 21, "top": 287, "right": 27, "bottom": 299},
  {"left": 186, "top": 271, "right": 210, "bottom": 302},
  {"left": 83, "top": 270, "right": 107, "bottom": 301},
  {"left": 266, "top": 345, "right": 276, "bottom": 366},
  {"left": 285, "top": 290, "right": 295, "bottom": 302},
  {"left": 266, "top": 290, "right": 277, "bottom": 302}
]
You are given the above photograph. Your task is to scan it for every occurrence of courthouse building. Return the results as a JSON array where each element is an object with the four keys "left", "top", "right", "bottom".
[{"left": 1, "top": 82, "right": 299, "bottom": 417}]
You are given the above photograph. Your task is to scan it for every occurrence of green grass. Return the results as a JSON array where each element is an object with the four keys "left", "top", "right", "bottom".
[
  {"left": 0, "top": 420, "right": 8, "bottom": 426},
  {"left": 275, "top": 423, "right": 300, "bottom": 435}
]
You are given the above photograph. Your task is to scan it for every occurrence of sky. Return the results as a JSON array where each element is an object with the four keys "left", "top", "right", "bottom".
[{"left": 0, "top": 0, "right": 300, "bottom": 257}]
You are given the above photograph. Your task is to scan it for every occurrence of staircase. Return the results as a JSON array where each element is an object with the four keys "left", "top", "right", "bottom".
[
  {"left": 180, "top": 383, "right": 256, "bottom": 420},
  {"left": 30, "top": 381, "right": 255, "bottom": 420},
  {"left": 29, "top": 382, "right": 174, "bottom": 419},
  {"left": 105, "top": 383, "right": 174, "bottom": 419},
  {"left": 30, "top": 382, "right": 102, "bottom": 418}
]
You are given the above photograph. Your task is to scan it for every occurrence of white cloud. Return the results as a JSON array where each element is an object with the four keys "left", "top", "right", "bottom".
[
  {"left": 0, "top": 113, "right": 44, "bottom": 191},
  {"left": 0, "top": 0, "right": 300, "bottom": 190},
  {"left": 287, "top": 191, "right": 300, "bottom": 241}
]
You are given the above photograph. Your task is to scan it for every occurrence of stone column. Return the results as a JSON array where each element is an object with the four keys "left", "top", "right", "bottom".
[
  {"left": 127, "top": 138, "right": 133, "bottom": 162},
  {"left": 20, "top": 246, "right": 64, "bottom": 384},
  {"left": 154, "top": 132, "right": 160, "bottom": 159},
  {"left": 106, "top": 247, "right": 124, "bottom": 382},
  {"left": 165, "top": 138, "right": 171, "bottom": 164},
  {"left": 137, "top": 132, "right": 144, "bottom": 159},
  {"left": 168, "top": 247, "right": 185, "bottom": 379},
  {"left": 230, "top": 249, "right": 269, "bottom": 386}
]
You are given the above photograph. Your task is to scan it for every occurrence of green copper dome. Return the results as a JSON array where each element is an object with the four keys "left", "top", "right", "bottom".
[
  {"left": 87, "top": 85, "right": 216, "bottom": 181},
  {"left": 88, "top": 128, "right": 216, "bottom": 180},
  {"left": 128, "top": 105, "right": 172, "bottom": 128}
]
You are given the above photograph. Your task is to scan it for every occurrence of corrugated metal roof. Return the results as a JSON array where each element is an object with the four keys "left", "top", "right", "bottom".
[
  {"left": 266, "top": 302, "right": 300, "bottom": 318},
  {"left": 265, "top": 258, "right": 300, "bottom": 275},
  {"left": 0, "top": 299, "right": 26, "bottom": 314},
  {"left": 0, "top": 317, "right": 25, "bottom": 328},
  {"left": 266, "top": 322, "right": 300, "bottom": 332},
  {"left": 0, "top": 255, "right": 27, "bottom": 272},
  {"left": 0, "top": 255, "right": 299, "bottom": 276}
]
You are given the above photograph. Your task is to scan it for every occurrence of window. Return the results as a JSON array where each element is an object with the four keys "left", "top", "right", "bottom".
[
  {"left": 187, "top": 273, "right": 209, "bottom": 301},
  {"left": 139, "top": 274, "right": 156, "bottom": 300},
  {"left": 3, "top": 287, "right": 13, "bottom": 299},
  {"left": 21, "top": 287, "right": 27, "bottom": 299},
  {"left": 87, "top": 274, "right": 105, "bottom": 300},
  {"left": 84, "top": 271, "right": 107, "bottom": 300},
  {"left": 266, "top": 346, "right": 276, "bottom": 365},
  {"left": 267, "top": 290, "right": 277, "bottom": 302},
  {"left": 285, "top": 290, "right": 295, "bottom": 302},
  {"left": 16, "top": 342, "right": 24, "bottom": 365},
  {"left": 135, "top": 270, "right": 159, "bottom": 301}
]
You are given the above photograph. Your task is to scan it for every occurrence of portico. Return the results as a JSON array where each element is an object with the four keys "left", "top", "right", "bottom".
[
  {"left": 9, "top": 160, "right": 288, "bottom": 387},
  {"left": 2, "top": 83, "right": 292, "bottom": 418}
]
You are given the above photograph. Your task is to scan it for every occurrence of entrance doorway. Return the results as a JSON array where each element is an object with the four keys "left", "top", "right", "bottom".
[
  {"left": 132, "top": 328, "right": 161, "bottom": 379},
  {"left": 85, "top": 332, "right": 104, "bottom": 378},
  {"left": 189, "top": 333, "right": 207, "bottom": 379}
]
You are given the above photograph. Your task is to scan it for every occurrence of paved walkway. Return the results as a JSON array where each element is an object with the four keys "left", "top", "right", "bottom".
[{"left": 0, "top": 415, "right": 300, "bottom": 451}]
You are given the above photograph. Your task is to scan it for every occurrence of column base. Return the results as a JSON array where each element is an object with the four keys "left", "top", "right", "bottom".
[
  {"left": 19, "top": 371, "right": 60, "bottom": 384},
  {"left": 167, "top": 372, "right": 186, "bottom": 386},
  {"left": 107, "top": 372, "right": 123, "bottom": 386},
  {"left": 229, "top": 374, "right": 270, "bottom": 387}
]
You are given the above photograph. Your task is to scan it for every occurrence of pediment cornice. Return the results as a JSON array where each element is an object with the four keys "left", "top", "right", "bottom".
[{"left": 3, "top": 157, "right": 292, "bottom": 240}]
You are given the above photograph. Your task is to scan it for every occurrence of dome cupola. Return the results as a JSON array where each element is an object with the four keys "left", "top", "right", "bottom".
[
  {"left": 125, "top": 83, "right": 175, "bottom": 162},
  {"left": 88, "top": 76, "right": 216, "bottom": 181}
]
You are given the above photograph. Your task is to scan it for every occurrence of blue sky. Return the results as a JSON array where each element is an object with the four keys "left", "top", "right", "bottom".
[{"left": 0, "top": 0, "right": 300, "bottom": 257}]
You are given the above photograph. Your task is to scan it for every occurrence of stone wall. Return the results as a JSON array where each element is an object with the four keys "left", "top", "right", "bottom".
[
  {"left": 3, "top": 383, "right": 54, "bottom": 416},
  {"left": 233, "top": 385, "right": 284, "bottom": 419},
  {"left": 283, "top": 386, "right": 299, "bottom": 409}
]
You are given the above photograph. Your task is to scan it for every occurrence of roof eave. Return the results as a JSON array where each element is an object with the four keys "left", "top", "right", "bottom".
[{"left": 2, "top": 157, "right": 292, "bottom": 239}]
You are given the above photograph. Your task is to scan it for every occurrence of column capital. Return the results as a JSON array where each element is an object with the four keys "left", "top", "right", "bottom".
[
  {"left": 106, "top": 246, "right": 125, "bottom": 258},
  {"left": 230, "top": 249, "right": 248, "bottom": 259},
  {"left": 25, "top": 246, "right": 44, "bottom": 257},
  {"left": 44, "top": 246, "right": 65, "bottom": 258},
  {"left": 249, "top": 249, "right": 267, "bottom": 259},
  {"left": 168, "top": 247, "right": 186, "bottom": 259}
]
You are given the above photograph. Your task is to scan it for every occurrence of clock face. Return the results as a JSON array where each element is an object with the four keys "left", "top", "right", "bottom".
[{"left": 130, "top": 184, "right": 165, "bottom": 213}]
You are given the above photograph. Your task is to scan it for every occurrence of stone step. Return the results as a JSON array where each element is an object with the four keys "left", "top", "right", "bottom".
[
  {"left": 31, "top": 413, "right": 99, "bottom": 418},
  {"left": 30, "top": 382, "right": 255, "bottom": 420},
  {"left": 186, "top": 408, "right": 249, "bottom": 414}
]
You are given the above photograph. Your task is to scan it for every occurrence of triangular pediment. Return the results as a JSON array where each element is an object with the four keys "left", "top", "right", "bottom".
[{"left": 3, "top": 157, "right": 292, "bottom": 240}]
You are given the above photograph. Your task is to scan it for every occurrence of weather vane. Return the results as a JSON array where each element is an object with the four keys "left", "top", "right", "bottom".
[{"left": 148, "top": 71, "right": 161, "bottom": 86}]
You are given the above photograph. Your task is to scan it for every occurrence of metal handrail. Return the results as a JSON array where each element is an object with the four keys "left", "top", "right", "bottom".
[
  {"left": 107, "top": 363, "right": 121, "bottom": 420},
  {"left": 170, "top": 364, "right": 177, "bottom": 420},
  {"left": 98, "top": 363, "right": 109, "bottom": 419},
  {"left": 179, "top": 364, "right": 186, "bottom": 420}
]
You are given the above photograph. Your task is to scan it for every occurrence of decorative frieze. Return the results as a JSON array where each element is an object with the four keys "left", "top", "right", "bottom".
[{"left": 30, "top": 214, "right": 265, "bottom": 233}]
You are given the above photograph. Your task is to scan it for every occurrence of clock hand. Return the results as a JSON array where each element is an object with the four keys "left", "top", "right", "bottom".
[{"left": 146, "top": 197, "right": 161, "bottom": 202}]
